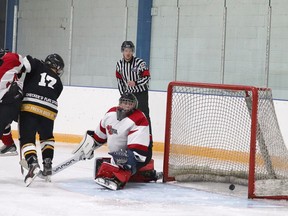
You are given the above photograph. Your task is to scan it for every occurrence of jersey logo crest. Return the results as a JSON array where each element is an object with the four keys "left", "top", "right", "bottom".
[{"left": 107, "top": 125, "right": 118, "bottom": 135}]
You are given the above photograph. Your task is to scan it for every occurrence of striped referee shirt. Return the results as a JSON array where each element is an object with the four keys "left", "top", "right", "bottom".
[{"left": 116, "top": 56, "right": 150, "bottom": 94}]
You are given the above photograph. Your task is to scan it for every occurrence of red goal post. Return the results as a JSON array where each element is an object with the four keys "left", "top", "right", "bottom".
[{"left": 163, "top": 81, "right": 288, "bottom": 200}]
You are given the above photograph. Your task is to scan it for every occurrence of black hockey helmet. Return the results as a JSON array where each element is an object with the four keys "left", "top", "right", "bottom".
[
  {"left": 45, "top": 53, "right": 65, "bottom": 77},
  {"left": 121, "top": 41, "right": 135, "bottom": 53},
  {"left": 117, "top": 93, "right": 138, "bottom": 121},
  {"left": 0, "top": 48, "right": 9, "bottom": 58}
]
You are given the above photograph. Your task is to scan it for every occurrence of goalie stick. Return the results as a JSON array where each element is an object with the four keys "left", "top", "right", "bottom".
[
  {"left": 19, "top": 132, "right": 101, "bottom": 179},
  {"left": 20, "top": 150, "right": 85, "bottom": 180}
]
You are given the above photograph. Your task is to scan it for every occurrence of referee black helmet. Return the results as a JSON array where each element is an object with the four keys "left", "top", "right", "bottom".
[{"left": 121, "top": 41, "right": 135, "bottom": 53}]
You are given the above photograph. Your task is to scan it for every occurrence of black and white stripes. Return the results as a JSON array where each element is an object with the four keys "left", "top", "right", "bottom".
[{"left": 116, "top": 56, "right": 151, "bottom": 95}]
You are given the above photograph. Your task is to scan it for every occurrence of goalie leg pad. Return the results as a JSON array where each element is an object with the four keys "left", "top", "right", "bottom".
[
  {"left": 96, "top": 162, "right": 132, "bottom": 185},
  {"left": 129, "top": 159, "right": 159, "bottom": 182},
  {"left": 94, "top": 157, "right": 111, "bottom": 178}
]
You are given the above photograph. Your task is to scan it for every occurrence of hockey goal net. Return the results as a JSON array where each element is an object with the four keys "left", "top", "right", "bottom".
[{"left": 163, "top": 81, "right": 288, "bottom": 200}]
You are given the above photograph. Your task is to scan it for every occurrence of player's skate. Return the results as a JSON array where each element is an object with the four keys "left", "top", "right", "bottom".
[
  {"left": 24, "top": 156, "right": 41, "bottom": 187},
  {"left": 0, "top": 143, "right": 18, "bottom": 156},
  {"left": 41, "top": 158, "right": 52, "bottom": 182},
  {"left": 95, "top": 177, "right": 122, "bottom": 190}
]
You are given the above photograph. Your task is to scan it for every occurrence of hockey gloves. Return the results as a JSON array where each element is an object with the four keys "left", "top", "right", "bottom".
[
  {"left": 1, "top": 82, "right": 23, "bottom": 104},
  {"left": 109, "top": 149, "right": 137, "bottom": 175}
]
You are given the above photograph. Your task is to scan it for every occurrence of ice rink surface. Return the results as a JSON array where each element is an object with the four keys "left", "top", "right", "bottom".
[{"left": 1, "top": 142, "right": 288, "bottom": 216}]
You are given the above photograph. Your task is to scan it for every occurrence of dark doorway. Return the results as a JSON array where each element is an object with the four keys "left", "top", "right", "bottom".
[{"left": 0, "top": 0, "right": 7, "bottom": 48}]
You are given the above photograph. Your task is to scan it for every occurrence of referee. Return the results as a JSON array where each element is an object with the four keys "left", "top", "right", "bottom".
[{"left": 115, "top": 41, "right": 152, "bottom": 136}]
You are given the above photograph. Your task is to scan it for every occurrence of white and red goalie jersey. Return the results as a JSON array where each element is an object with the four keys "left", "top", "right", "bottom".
[
  {"left": 0, "top": 52, "right": 24, "bottom": 101},
  {"left": 92, "top": 107, "right": 150, "bottom": 162}
]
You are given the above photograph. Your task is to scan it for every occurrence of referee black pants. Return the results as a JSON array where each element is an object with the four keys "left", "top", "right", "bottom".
[{"left": 133, "top": 90, "right": 152, "bottom": 138}]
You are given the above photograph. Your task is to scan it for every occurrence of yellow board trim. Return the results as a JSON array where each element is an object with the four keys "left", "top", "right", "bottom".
[
  {"left": 40, "top": 138, "right": 55, "bottom": 143},
  {"left": 10, "top": 130, "right": 288, "bottom": 169},
  {"left": 12, "top": 130, "right": 164, "bottom": 151},
  {"left": 171, "top": 145, "right": 251, "bottom": 164}
]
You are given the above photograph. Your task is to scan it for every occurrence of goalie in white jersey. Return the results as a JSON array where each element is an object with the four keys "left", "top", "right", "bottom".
[{"left": 87, "top": 93, "right": 159, "bottom": 190}]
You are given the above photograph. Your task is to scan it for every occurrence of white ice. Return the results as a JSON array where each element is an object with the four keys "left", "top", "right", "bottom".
[{"left": 1, "top": 142, "right": 288, "bottom": 216}]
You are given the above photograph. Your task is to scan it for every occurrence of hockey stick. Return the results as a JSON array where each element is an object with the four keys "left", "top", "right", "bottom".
[
  {"left": 52, "top": 150, "right": 86, "bottom": 175},
  {"left": 20, "top": 147, "right": 24, "bottom": 175},
  {"left": 17, "top": 118, "right": 24, "bottom": 175},
  {"left": 19, "top": 150, "right": 85, "bottom": 179}
]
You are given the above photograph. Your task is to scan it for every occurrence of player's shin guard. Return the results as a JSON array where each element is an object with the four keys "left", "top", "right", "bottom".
[
  {"left": 40, "top": 139, "right": 54, "bottom": 160},
  {"left": 21, "top": 144, "right": 40, "bottom": 186},
  {"left": 95, "top": 162, "right": 132, "bottom": 189},
  {"left": 22, "top": 143, "right": 37, "bottom": 165},
  {"left": 94, "top": 157, "right": 111, "bottom": 177},
  {"left": 40, "top": 140, "right": 54, "bottom": 178}
]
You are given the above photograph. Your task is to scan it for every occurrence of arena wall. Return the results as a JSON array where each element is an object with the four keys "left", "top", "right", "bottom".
[
  {"left": 15, "top": 0, "right": 288, "bottom": 99},
  {"left": 11, "top": 86, "right": 288, "bottom": 151}
]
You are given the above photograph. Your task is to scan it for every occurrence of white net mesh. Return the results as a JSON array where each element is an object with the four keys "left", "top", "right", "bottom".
[{"left": 166, "top": 84, "right": 288, "bottom": 197}]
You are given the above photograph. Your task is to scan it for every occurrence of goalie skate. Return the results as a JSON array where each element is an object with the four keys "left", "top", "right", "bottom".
[{"left": 95, "top": 177, "right": 120, "bottom": 190}]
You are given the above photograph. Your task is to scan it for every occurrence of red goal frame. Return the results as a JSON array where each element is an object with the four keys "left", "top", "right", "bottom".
[{"left": 163, "top": 81, "right": 288, "bottom": 200}]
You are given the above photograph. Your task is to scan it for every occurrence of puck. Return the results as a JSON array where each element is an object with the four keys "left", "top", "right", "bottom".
[{"left": 229, "top": 184, "right": 235, "bottom": 191}]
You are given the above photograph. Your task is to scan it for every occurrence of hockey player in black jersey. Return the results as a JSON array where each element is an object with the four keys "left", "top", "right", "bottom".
[{"left": 20, "top": 53, "right": 64, "bottom": 186}]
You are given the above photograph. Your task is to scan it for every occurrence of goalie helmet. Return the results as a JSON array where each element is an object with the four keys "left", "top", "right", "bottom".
[
  {"left": 45, "top": 53, "right": 65, "bottom": 77},
  {"left": 117, "top": 93, "right": 138, "bottom": 121},
  {"left": 121, "top": 41, "right": 135, "bottom": 53}
]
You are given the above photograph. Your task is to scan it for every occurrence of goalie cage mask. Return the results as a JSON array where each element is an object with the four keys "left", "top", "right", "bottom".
[{"left": 117, "top": 93, "right": 138, "bottom": 121}]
